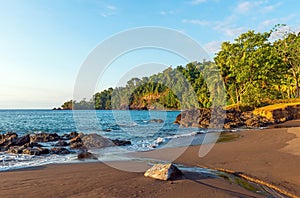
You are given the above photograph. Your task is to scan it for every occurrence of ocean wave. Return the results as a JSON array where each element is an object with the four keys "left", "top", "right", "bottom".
[{"left": 0, "top": 153, "right": 75, "bottom": 172}]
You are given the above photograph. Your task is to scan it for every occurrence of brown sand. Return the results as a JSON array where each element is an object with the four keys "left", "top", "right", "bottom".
[
  {"left": 0, "top": 161, "right": 263, "bottom": 198},
  {"left": 138, "top": 124, "right": 300, "bottom": 196},
  {"left": 281, "top": 128, "right": 300, "bottom": 156},
  {"left": 1, "top": 121, "right": 300, "bottom": 197}
]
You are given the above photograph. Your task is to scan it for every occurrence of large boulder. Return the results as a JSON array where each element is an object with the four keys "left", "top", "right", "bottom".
[
  {"left": 81, "top": 133, "right": 114, "bottom": 149},
  {"left": 144, "top": 163, "right": 183, "bottom": 181}
]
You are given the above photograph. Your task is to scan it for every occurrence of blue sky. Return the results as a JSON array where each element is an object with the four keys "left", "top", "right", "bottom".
[{"left": 0, "top": 0, "right": 299, "bottom": 109}]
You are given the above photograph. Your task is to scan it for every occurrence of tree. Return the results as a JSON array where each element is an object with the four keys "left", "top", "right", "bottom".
[
  {"left": 215, "top": 30, "right": 285, "bottom": 107},
  {"left": 273, "top": 26, "right": 300, "bottom": 97}
]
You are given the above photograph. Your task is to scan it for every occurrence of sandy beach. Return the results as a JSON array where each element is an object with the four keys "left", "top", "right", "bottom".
[{"left": 0, "top": 121, "right": 299, "bottom": 198}]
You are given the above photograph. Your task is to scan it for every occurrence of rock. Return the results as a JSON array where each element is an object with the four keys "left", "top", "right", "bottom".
[
  {"left": 22, "top": 147, "right": 50, "bottom": 155},
  {"left": 30, "top": 133, "right": 60, "bottom": 142},
  {"left": 50, "top": 147, "right": 71, "bottom": 155},
  {"left": 144, "top": 163, "right": 183, "bottom": 181},
  {"left": 77, "top": 151, "right": 98, "bottom": 160},
  {"left": 30, "top": 142, "right": 43, "bottom": 147},
  {"left": 69, "top": 135, "right": 84, "bottom": 149},
  {"left": 174, "top": 114, "right": 181, "bottom": 124},
  {"left": 8, "top": 146, "right": 23, "bottom": 154},
  {"left": 0, "top": 132, "right": 18, "bottom": 151},
  {"left": 112, "top": 139, "right": 131, "bottom": 146},
  {"left": 54, "top": 140, "right": 69, "bottom": 147},
  {"left": 62, "top": 132, "right": 79, "bottom": 140},
  {"left": 175, "top": 107, "right": 272, "bottom": 129},
  {"left": 15, "top": 134, "right": 30, "bottom": 146},
  {"left": 149, "top": 119, "right": 164, "bottom": 123},
  {"left": 81, "top": 133, "right": 114, "bottom": 149}
]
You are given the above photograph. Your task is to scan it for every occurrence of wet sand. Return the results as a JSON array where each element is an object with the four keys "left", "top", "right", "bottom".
[{"left": 0, "top": 120, "right": 300, "bottom": 197}]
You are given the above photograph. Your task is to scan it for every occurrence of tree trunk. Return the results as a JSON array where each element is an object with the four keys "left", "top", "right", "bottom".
[{"left": 292, "top": 69, "right": 299, "bottom": 98}]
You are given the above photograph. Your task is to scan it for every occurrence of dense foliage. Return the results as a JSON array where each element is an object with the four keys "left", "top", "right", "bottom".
[{"left": 60, "top": 25, "right": 300, "bottom": 110}]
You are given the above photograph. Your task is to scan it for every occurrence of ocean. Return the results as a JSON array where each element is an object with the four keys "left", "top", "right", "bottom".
[{"left": 0, "top": 110, "right": 206, "bottom": 171}]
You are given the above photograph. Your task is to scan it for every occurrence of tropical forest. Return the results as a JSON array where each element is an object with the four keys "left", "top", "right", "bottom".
[{"left": 60, "top": 25, "right": 300, "bottom": 111}]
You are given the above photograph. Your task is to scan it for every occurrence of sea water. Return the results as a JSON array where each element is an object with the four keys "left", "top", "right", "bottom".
[{"left": 0, "top": 110, "right": 209, "bottom": 171}]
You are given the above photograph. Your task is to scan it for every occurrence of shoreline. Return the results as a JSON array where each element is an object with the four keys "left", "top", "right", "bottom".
[{"left": 0, "top": 121, "right": 300, "bottom": 197}]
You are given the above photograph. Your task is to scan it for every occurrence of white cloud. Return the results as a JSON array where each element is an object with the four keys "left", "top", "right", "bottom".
[
  {"left": 101, "top": 5, "right": 117, "bottom": 17},
  {"left": 160, "top": 10, "right": 176, "bottom": 15},
  {"left": 182, "top": 19, "right": 210, "bottom": 26},
  {"left": 203, "top": 41, "right": 222, "bottom": 55},
  {"left": 236, "top": 1, "right": 251, "bottom": 13},
  {"left": 260, "top": 18, "right": 278, "bottom": 27},
  {"left": 107, "top": 5, "right": 117, "bottom": 10},
  {"left": 261, "top": 2, "right": 282, "bottom": 13},
  {"left": 223, "top": 27, "right": 246, "bottom": 37},
  {"left": 187, "top": 0, "right": 207, "bottom": 5},
  {"left": 182, "top": 16, "right": 245, "bottom": 38},
  {"left": 235, "top": 0, "right": 270, "bottom": 14},
  {"left": 258, "top": 14, "right": 297, "bottom": 31}
]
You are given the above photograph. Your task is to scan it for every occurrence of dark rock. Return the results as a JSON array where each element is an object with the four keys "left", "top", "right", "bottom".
[
  {"left": 69, "top": 135, "right": 84, "bottom": 149},
  {"left": 0, "top": 132, "right": 18, "bottom": 151},
  {"left": 112, "top": 139, "right": 131, "bottom": 146},
  {"left": 62, "top": 132, "right": 79, "bottom": 140},
  {"left": 77, "top": 151, "right": 98, "bottom": 160},
  {"left": 50, "top": 147, "right": 71, "bottom": 155},
  {"left": 30, "top": 142, "right": 43, "bottom": 147},
  {"left": 30, "top": 133, "right": 60, "bottom": 143},
  {"left": 174, "top": 114, "right": 181, "bottom": 124},
  {"left": 54, "top": 140, "right": 69, "bottom": 147},
  {"left": 8, "top": 146, "right": 23, "bottom": 154},
  {"left": 22, "top": 147, "right": 49, "bottom": 155},
  {"left": 15, "top": 134, "right": 30, "bottom": 146},
  {"left": 149, "top": 119, "right": 164, "bottom": 123}
]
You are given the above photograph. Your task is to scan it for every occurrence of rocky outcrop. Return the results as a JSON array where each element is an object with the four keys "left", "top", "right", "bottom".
[
  {"left": 144, "top": 163, "right": 183, "bottom": 181},
  {"left": 0, "top": 132, "right": 131, "bottom": 156},
  {"left": 253, "top": 103, "right": 300, "bottom": 123},
  {"left": 175, "top": 108, "right": 272, "bottom": 129}
]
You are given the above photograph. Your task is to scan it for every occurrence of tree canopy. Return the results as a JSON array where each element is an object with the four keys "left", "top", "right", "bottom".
[{"left": 60, "top": 25, "right": 300, "bottom": 110}]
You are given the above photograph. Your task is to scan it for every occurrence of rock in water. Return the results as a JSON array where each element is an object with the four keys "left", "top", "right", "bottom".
[
  {"left": 77, "top": 151, "right": 98, "bottom": 160},
  {"left": 144, "top": 163, "right": 183, "bottom": 180},
  {"left": 81, "top": 133, "right": 114, "bottom": 149}
]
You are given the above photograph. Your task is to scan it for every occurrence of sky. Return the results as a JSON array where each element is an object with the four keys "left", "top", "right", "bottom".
[{"left": 0, "top": 0, "right": 299, "bottom": 109}]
